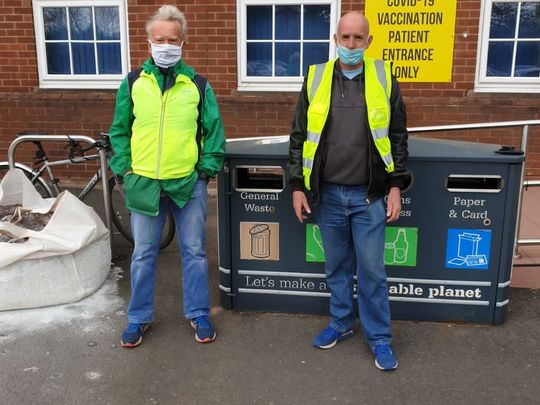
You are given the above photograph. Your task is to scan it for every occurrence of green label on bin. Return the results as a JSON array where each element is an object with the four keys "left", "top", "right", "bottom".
[
  {"left": 306, "top": 224, "right": 325, "bottom": 262},
  {"left": 384, "top": 227, "right": 418, "bottom": 267},
  {"left": 306, "top": 224, "right": 418, "bottom": 266}
]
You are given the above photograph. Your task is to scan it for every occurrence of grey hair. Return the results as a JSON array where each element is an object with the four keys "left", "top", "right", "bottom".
[{"left": 146, "top": 5, "right": 187, "bottom": 39}]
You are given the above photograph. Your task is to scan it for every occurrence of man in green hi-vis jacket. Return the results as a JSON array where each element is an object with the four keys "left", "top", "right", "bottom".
[{"left": 109, "top": 4, "right": 225, "bottom": 348}]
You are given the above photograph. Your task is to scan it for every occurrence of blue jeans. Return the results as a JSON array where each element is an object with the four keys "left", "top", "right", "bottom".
[
  {"left": 126, "top": 179, "right": 209, "bottom": 323},
  {"left": 314, "top": 182, "right": 392, "bottom": 346}
]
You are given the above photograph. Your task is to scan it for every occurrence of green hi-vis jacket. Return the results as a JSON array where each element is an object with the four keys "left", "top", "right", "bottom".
[{"left": 109, "top": 59, "right": 225, "bottom": 216}]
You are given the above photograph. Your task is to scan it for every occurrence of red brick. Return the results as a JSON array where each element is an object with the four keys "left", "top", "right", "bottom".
[{"left": 2, "top": 0, "right": 540, "bottom": 182}]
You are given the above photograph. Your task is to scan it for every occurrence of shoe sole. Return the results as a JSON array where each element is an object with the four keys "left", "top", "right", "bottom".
[
  {"left": 375, "top": 359, "right": 399, "bottom": 371},
  {"left": 314, "top": 329, "right": 353, "bottom": 349},
  {"left": 190, "top": 321, "right": 217, "bottom": 343},
  {"left": 316, "top": 339, "right": 338, "bottom": 350},
  {"left": 120, "top": 324, "right": 150, "bottom": 348},
  {"left": 120, "top": 336, "right": 143, "bottom": 348}
]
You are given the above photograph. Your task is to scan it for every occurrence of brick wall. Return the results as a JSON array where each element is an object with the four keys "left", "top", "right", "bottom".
[{"left": 1, "top": 0, "right": 539, "bottom": 186}]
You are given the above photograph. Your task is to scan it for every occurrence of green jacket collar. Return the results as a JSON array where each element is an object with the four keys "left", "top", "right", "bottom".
[
  {"left": 142, "top": 58, "right": 196, "bottom": 92},
  {"left": 142, "top": 58, "right": 196, "bottom": 78}
]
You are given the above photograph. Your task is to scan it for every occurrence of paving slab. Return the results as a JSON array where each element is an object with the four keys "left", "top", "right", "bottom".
[{"left": 1, "top": 194, "right": 539, "bottom": 405}]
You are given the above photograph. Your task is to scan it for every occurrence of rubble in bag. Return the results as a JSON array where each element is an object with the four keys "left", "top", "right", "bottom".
[
  {"left": 0, "top": 204, "right": 18, "bottom": 218},
  {"left": 0, "top": 229, "right": 26, "bottom": 244},
  {"left": 1, "top": 169, "right": 112, "bottom": 311},
  {"left": 0, "top": 204, "right": 53, "bottom": 232}
]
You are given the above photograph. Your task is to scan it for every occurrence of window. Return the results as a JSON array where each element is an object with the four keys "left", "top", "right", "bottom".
[
  {"left": 33, "top": 0, "right": 129, "bottom": 89},
  {"left": 238, "top": 0, "right": 338, "bottom": 91},
  {"left": 476, "top": 0, "right": 540, "bottom": 93}
]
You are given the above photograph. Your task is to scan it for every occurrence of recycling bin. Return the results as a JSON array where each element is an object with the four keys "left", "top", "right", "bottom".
[{"left": 217, "top": 136, "right": 524, "bottom": 324}]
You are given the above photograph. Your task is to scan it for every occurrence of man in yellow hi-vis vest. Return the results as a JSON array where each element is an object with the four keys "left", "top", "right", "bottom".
[{"left": 288, "top": 12, "right": 410, "bottom": 371}]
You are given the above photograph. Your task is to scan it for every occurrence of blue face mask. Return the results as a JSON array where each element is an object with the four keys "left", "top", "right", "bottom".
[{"left": 337, "top": 44, "right": 365, "bottom": 66}]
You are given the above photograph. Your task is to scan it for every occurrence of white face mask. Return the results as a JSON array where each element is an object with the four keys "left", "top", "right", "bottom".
[{"left": 149, "top": 42, "right": 183, "bottom": 68}]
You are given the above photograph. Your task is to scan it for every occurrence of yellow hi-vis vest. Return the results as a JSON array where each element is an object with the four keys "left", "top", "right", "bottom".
[
  {"left": 131, "top": 71, "right": 200, "bottom": 180},
  {"left": 303, "top": 57, "right": 394, "bottom": 190}
]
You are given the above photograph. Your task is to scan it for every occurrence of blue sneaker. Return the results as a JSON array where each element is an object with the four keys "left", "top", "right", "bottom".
[
  {"left": 190, "top": 315, "right": 216, "bottom": 343},
  {"left": 313, "top": 326, "right": 353, "bottom": 349},
  {"left": 371, "top": 343, "right": 398, "bottom": 371},
  {"left": 120, "top": 323, "right": 150, "bottom": 348}
]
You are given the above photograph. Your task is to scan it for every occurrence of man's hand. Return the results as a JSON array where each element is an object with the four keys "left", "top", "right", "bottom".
[
  {"left": 292, "top": 191, "right": 311, "bottom": 223},
  {"left": 386, "top": 187, "right": 401, "bottom": 223}
]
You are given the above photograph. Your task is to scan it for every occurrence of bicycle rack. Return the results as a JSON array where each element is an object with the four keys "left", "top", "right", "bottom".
[{"left": 7, "top": 135, "right": 112, "bottom": 234}]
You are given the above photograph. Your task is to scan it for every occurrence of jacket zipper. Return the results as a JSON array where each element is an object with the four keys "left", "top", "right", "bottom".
[
  {"left": 366, "top": 121, "right": 374, "bottom": 204},
  {"left": 362, "top": 73, "right": 374, "bottom": 204},
  {"left": 156, "top": 89, "right": 170, "bottom": 179}
]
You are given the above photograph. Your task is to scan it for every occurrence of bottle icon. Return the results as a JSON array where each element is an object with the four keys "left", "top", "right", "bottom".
[{"left": 393, "top": 228, "right": 408, "bottom": 264}]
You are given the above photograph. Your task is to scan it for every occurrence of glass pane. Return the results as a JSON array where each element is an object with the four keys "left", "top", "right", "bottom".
[
  {"left": 43, "top": 7, "right": 68, "bottom": 40},
  {"left": 98, "top": 43, "right": 122, "bottom": 74},
  {"left": 69, "top": 7, "right": 94, "bottom": 40},
  {"left": 304, "top": 5, "right": 330, "bottom": 40},
  {"left": 276, "top": 43, "right": 300, "bottom": 76},
  {"left": 96, "top": 7, "right": 120, "bottom": 40},
  {"left": 518, "top": 3, "right": 540, "bottom": 38},
  {"left": 247, "top": 6, "right": 271, "bottom": 40},
  {"left": 489, "top": 3, "right": 517, "bottom": 38},
  {"left": 303, "top": 43, "right": 329, "bottom": 76},
  {"left": 515, "top": 41, "right": 540, "bottom": 77},
  {"left": 72, "top": 43, "right": 96, "bottom": 74},
  {"left": 275, "top": 6, "right": 300, "bottom": 40},
  {"left": 46, "top": 43, "right": 70, "bottom": 74},
  {"left": 486, "top": 41, "right": 513, "bottom": 76},
  {"left": 247, "top": 43, "right": 272, "bottom": 76}
]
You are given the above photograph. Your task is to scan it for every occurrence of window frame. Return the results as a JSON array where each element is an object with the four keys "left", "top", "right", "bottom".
[
  {"left": 32, "top": 0, "right": 130, "bottom": 89},
  {"left": 237, "top": 0, "right": 339, "bottom": 92},
  {"left": 475, "top": 0, "right": 540, "bottom": 93}
]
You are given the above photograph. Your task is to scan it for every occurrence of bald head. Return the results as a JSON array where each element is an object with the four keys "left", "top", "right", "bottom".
[{"left": 337, "top": 12, "right": 370, "bottom": 36}]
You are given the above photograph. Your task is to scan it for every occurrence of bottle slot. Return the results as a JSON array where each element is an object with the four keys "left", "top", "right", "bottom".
[
  {"left": 233, "top": 166, "right": 285, "bottom": 192},
  {"left": 446, "top": 175, "right": 503, "bottom": 193}
]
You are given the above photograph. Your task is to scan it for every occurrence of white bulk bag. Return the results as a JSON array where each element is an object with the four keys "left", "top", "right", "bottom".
[{"left": 0, "top": 169, "right": 111, "bottom": 310}]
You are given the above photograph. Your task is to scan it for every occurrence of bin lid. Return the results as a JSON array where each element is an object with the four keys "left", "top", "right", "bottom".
[
  {"left": 407, "top": 137, "right": 525, "bottom": 163},
  {"left": 226, "top": 136, "right": 290, "bottom": 158},
  {"left": 225, "top": 136, "right": 525, "bottom": 163}
]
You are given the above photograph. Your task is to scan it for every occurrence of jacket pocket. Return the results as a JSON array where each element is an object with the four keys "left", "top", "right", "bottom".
[{"left": 124, "top": 174, "right": 161, "bottom": 216}]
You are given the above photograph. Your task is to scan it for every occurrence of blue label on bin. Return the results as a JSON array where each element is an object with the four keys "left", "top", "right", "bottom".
[{"left": 445, "top": 229, "right": 491, "bottom": 270}]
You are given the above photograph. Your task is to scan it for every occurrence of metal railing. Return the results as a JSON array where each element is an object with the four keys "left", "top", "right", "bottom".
[
  {"left": 407, "top": 120, "right": 540, "bottom": 257},
  {"left": 5, "top": 121, "right": 540, "bottom": 258},
  {"left": 7, "top": 134, "right": 112, "bottom": 231}
]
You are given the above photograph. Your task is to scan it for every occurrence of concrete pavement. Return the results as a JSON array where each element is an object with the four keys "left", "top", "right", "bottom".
[{"left": 1, "top": 194, "right": 539, "bottom": 405}]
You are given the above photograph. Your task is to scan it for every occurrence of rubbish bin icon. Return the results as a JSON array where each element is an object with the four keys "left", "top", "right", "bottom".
[{"left": 249, "top": 224, "right": 271, "bottom": 258}]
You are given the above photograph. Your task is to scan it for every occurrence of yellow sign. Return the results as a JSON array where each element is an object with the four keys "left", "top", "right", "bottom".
[{"left": 365, "top": 0, "right": 457, "bottom": 82}]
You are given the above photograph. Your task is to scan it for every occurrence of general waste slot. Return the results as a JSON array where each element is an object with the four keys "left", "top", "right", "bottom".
[{"left": 217, "top": 137, "right": 524, "bottom": 324}]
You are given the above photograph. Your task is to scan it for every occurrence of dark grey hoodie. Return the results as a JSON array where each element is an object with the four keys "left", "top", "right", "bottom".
[{"left": 320, "top": 66, "right": 369, "bottom": 186}]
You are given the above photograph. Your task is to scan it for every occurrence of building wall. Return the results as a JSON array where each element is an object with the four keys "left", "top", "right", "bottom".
[{"left": 1, "top": 0, "right": 539, "bottom": 184}]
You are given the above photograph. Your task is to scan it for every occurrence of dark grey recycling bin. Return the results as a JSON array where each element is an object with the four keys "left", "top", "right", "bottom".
[{"left": 217, "top": 136, "right": 524, "bottom": 324}]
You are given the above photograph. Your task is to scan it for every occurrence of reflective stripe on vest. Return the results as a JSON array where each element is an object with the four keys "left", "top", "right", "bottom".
[
  {"left": 303, "top": 57, "right": 394, "bottom": 190},
  {"left": 364, "top": 58, "right": 394, "bottom": 172}
]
